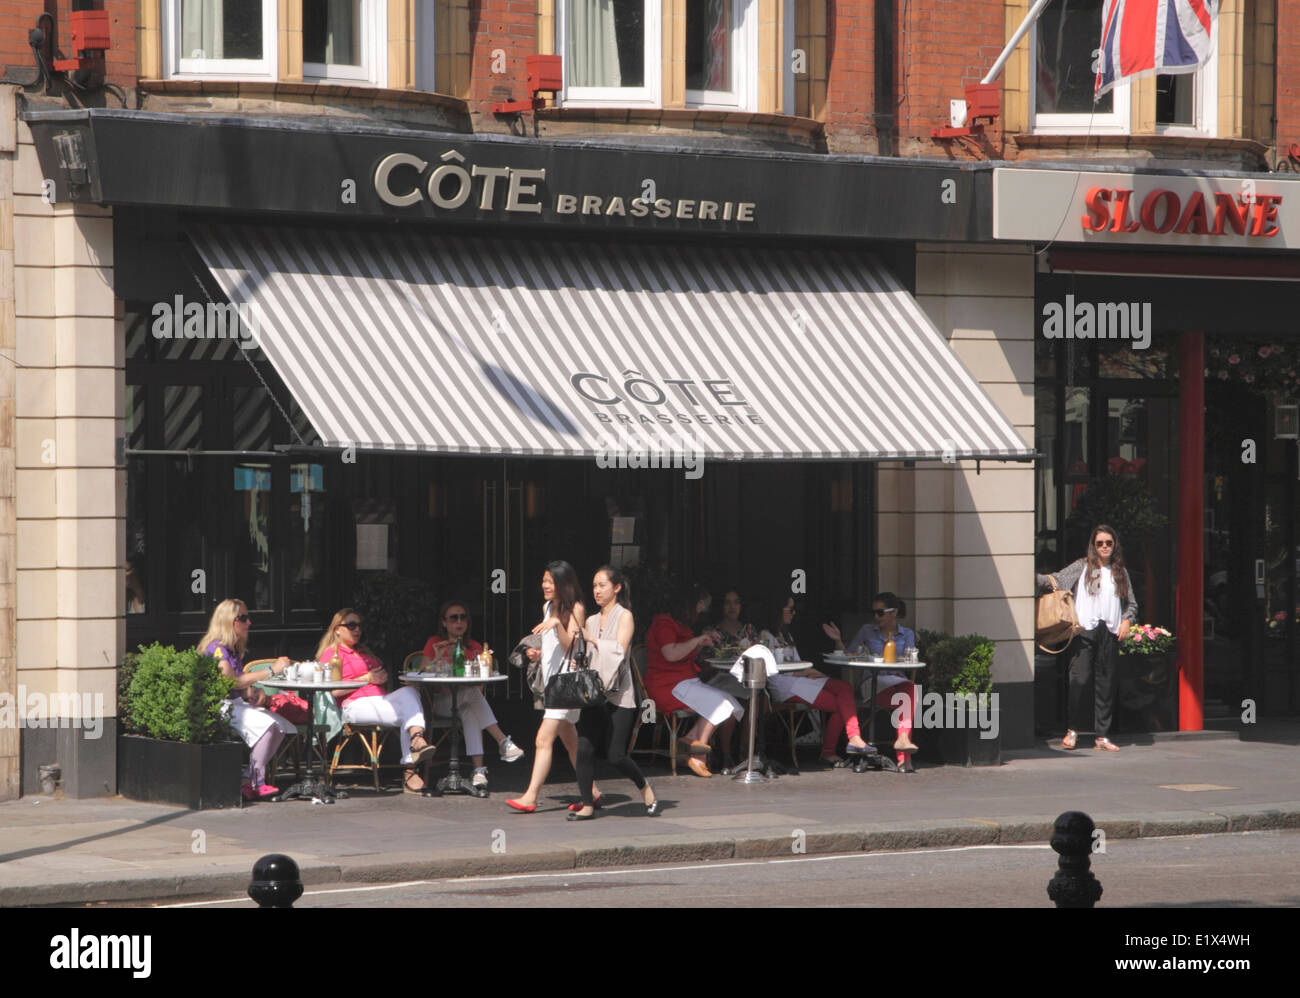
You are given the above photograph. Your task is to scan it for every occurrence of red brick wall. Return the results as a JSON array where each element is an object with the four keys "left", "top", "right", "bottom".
[
  {"left": 1278, "top": 2, "right": 1300, "bottom": 159},
  {"left": 1, "top": 1, "right": 136, "bottom": 88},
  {"left": 891, "top": 0, "right": 1003, "bottom": 156},
  {"left": 466, "top": 0, "right": 536, "bottom": 124},
  {"left": 823, "top": 1, "right": 876, "bottom": 153}
]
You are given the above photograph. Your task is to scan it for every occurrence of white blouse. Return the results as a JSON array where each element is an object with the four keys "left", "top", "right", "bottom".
[{"left": 1075, "top": 566, "right": 1122, "bottom": 635}]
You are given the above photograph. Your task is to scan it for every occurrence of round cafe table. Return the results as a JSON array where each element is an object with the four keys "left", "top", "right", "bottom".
[
  {"left": 822, "top": 654, "right": 926, "bottom": 774},
  {"left": 260, "top": 677, "right": 366, "bottom": 803},
  {"left": 402, "top": 673, "right": 507, "bottom": 798},
  {"left": 701, "top": 657, "right": 814, "bottom": 778}
]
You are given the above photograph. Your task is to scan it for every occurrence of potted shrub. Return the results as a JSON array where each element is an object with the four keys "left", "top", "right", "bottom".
[
  {"left": 1116, "top": 624, "right": 1178, "bottom": 732},
  {"left": 118, "top": 643, "right": 242, "bottom": 809},
  {"left": 924, "top": 634, "right": 1000, "bottom": 767}
]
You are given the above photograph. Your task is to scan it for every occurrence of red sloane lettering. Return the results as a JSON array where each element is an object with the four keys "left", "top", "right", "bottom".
[{"left": 1081, "top": 187, "right": 1282, "bottom": 238}]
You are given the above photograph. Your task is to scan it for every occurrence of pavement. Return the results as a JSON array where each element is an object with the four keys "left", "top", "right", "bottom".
[{"left": 2, "top": 720, "right": 1298, "bottom": 906}]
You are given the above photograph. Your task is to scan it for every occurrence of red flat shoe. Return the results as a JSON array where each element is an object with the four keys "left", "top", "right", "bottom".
[
  {"left": 505, "top": 799, "right": 537, "bottom": 813},
  {"left": 568, "top": 795, "right": 604, "bottom": 812}
]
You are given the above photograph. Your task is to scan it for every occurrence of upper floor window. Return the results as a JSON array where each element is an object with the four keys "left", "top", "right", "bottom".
[
  {"left": 562, "top": 0, "right": 661, "bottom": 106},
  {"left": 1031, "top": 0, "right": 1130, "bottom": 133},
  {"left": 170, "top": 0, "right": 277, "bottom": 78},
  {"left": 559, "top": 0, "right": 758, "bottom": 110},
  {"left": 164, "top": 0, "right": 387, "bottom": 85},
  {"left": 1155, "top": 21, "right": 1217, "bottom": 136}
]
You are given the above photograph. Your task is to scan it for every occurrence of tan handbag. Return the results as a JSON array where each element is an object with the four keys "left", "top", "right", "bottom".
[{"left": 1036, "top": 581, "right": 1082, "bottom": 654}]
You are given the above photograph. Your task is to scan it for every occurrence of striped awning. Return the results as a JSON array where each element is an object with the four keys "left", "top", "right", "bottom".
[{"left": 189, "top": 224, "right": 1033, "bottom": 462}]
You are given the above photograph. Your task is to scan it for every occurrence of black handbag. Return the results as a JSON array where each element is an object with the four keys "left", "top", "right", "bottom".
[{"left": 543, "top": 631, "right": 606, "bottom": 709}]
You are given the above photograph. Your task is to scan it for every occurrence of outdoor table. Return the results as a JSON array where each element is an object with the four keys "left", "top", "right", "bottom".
[
  {"left": 823, "top": 654, "right": 926, "bottom": 774},
  {"left": 702, "top": 657, "right": 813, "bottom": 778},
  {"left": 401, "top": 673, "right": 508, "bottom": 798},
  {"left": 260, "top": 678, "right": 366, "bottom": 803}
]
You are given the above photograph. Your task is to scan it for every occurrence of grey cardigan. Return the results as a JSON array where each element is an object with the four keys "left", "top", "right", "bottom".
[{"left": 1036, "top": 558, "right": 1138, "bottom": 624}]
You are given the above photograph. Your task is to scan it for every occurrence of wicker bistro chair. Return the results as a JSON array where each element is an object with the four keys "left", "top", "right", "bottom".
[
  {"left": 628, "top": 656, "right": 696, "bottom": 777},
  {"left": 767, "top": 697, "right": 822, "bottom": 773}
]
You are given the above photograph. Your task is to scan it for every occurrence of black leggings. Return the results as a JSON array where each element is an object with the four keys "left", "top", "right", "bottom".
[
  {"left": 576, "top": 704, "right": 646, "bottom": 806},
  {"left": 1068, "top": 624, "right": 1119, "bottom": 738}
]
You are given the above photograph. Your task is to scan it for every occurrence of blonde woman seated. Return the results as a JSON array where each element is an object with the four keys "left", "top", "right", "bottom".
[
  {"left": 317, "top": 609, "right": 436, "bottom": 794},
  {"left": 199, "top": 598, "right": 297, "bottom": 801}
]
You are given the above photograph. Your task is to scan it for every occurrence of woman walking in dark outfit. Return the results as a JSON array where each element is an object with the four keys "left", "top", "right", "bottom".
[
  {"left": 569, "top": 566, "right": 658, "bottom": 820},
  {"left": 1037, "top": 524, "right": 1138, "bottom": 751}
]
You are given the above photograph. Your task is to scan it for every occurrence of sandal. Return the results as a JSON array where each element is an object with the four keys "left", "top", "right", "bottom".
[
  {"left": 1061, "top": 729, "right": 1077, "bottom": 750},
  {"left": 1093, "top": 737, "right": 1120, "bottom": 752},
  {"left": 403, "top": 769, "right": 425, "bottom": 794},
  {"left": 408, "top": 733, "right": 437, "bottom": 765}
]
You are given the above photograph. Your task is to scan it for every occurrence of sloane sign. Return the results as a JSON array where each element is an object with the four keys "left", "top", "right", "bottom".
[
  {"left": 993, "top": 167, "right": 1300, "bottom": 248},
  {"left": 374, "top": 149, "right": 757, "bottom": 224}
]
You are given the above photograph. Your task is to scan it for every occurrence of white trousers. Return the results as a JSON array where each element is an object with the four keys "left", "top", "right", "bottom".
[
  {"left": 672, "top": 678, "right": 744, "bottom": 726},
  {"left": 341, "top": 687, "right": 426, "bottom": 764},
  {"left": 432, "top": 687, "right": 498, "bottom": 757},
  {"left": 226, "top": 697, "right": 297, "bottom": 748}
]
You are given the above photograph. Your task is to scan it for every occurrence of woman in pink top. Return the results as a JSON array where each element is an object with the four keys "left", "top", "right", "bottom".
[{"left": 316, "top": 608, "right": 434, "bottom": 794}]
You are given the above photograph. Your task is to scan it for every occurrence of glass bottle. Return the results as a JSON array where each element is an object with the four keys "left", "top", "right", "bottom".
[
  {"left": 482, "top": 643, "right": 493, "bottom": 676},
  {"left": 883, "top": 637, "right": 896, "bottom": 664},
  {"left": 453, "top": 639, "right": 465, "bottom": 677},
  {"left": 329, "top": 645, "right": 343, "bottom": 682}
]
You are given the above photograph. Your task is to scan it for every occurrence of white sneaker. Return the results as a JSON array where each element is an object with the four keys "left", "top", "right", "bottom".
[
  {"left": 472, "top": 767, "right": 489, "bottom": 788},
  {"left": 500, "top": 735, "right": 525, "bottom": 763},
  {"left": 795, "top": 727, "right": 823, "bottom": 746}
]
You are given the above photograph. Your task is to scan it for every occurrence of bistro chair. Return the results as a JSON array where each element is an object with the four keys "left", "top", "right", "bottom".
[
  {"left": 396, "top": 650, "right": 459, "bottom": 782},
  {"left": 628, "top": 658, "right": 695, "bottom": 777},
  {"left": 767, "top": 698, "right": 821, "bottom": 773}
]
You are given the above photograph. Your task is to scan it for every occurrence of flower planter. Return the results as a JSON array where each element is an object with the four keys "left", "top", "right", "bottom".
[
  {"left": 117, "top": 734, "right": 244, "bottom": 810},
  {"left": 1116, "top": 651, "right": 1179, "bottom": 733}
]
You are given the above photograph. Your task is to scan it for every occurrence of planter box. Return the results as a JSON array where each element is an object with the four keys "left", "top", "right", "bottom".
[
  {"left": 937, "top": 708, "right": 1002, "bottom": 767},
  {"left": 118, "top": 734, "right": 244, "bottom": 810},
  {"left": 1117, "top": 651, "right": 1178, "bottom": 733}
]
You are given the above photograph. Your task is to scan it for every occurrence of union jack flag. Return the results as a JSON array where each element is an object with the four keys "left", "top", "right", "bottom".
[{"left": 1095, "top": 0, "right": 1219, "bottom": 98}]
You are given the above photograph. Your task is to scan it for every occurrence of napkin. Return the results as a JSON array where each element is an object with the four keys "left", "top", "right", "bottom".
[{"left": 728, "top": 644, "right": 779, "bottom": 682}]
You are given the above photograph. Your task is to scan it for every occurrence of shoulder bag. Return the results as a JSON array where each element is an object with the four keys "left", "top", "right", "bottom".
[
  {"left": 543, "top": 629, "right": 606, "bottom": 709},
  {"left": 1036, "top": 577, "right": 1082, "bottom": 654}
]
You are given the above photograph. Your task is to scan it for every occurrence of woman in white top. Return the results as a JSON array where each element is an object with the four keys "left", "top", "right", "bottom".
[
  {"left": 506, "top": 561, "right": 600, "bottom": 812},
  {"left": 1036, "top": 524, "right": 1138, "bottom": 751},
  {"left": 568, "top": 566, "right": 657, "bottom": 820},
  {"left": 762, "top": 597, "right": 874, "bottom": 766}
]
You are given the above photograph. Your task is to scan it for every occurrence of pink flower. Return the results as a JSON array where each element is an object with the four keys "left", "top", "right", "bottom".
[
  {"left": 1133, "top": 632, "right": 1143, "bottom": 642},
  {"left": 1275, "top": 612, "right": 1287, "bottom": 621},
  {"left": 1245, "top": 374, "right": 1255, "bottom": 383},
  {"left": 1229, "top": 355, "right": 1240, "bottom": 364},
  {"left": 1260, "top": 347, "right": 1272, "bottom": 358},
  {"left": 1218, "top": 371, "right": 1229, "bottom": 380}
]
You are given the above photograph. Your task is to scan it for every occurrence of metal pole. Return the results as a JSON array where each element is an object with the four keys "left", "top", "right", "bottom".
[
  {"left": 734, "top": 655, "right": 768, "bottom": 784},
  {"left": 982, "top": 0, "right": 1053, "bottom": 84}
]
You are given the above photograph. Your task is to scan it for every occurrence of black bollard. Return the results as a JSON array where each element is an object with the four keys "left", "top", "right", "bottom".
[
  {"left": 248, "top": 853, "right": 304, "bottom": 909},
  {"left": 1046, "top": 811, "right": 1103, "bottom": 908}
]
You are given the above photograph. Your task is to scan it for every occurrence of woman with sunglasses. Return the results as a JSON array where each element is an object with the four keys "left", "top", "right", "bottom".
[
  {"left": 763, "top": 597, "right": 874, "bottom": 766},
  {"left": 823, "top": 592, "right": 919, "bottom": 768},
  {"left": 317, "top": 609, "right": 435, "bottom": 794},
  {"left": 197, "top": 599, "right": 296, "bottom": 801},
  {"left": 1037, "top": 524, "right": 1137, "bottom": 752},
  {"left": 506, "top": 561, "right": 598, "bottom": 812},
  {"left": 421, "top": 600, "right": 525, "bottom": 791}
]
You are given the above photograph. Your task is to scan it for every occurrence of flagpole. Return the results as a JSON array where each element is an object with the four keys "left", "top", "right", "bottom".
[{"left": 981, "top": 0, "right": 1054, "bottom": 85}]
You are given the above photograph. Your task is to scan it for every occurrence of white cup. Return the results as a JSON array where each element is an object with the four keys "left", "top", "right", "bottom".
[{"left": 284, "top": 664, "right": 297, "bottom": 682}]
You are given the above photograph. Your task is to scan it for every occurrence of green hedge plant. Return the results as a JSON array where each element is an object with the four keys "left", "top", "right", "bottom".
[
  {"left": 926, "top": 634, "right": 995, "bottom": 700},
  {"left": 125, "top": 643, "right": 236, "bottom": 744}
]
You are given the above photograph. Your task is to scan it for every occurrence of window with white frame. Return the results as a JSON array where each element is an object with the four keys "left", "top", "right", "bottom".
[
  {"left": 164, "top": 0, "right": 389, "bottom": 86},
  {"left": 561, "top": 0, "right": 661, "bottom": 106},
  {"left": 303, "top": 0, "right": 387, "bottom": 85},
  {"left": 1031, "top": 0, "right": 1130, "bottom": 134},
  {"left": 1155, "top": 20, "right": 1217, "bottom": 136},
  {"left": 168, "top": 0, "right": 277, "bottom": 78},
  {"left": 685, "top": 0, "right": 756, "bottom": 109}
]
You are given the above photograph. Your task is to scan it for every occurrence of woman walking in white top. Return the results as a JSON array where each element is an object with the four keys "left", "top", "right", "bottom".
[
  {"left": 568, "top": 566, "right": 658, "bottom": 820},
  {"left": 1036, "top": 524, "right": 1138, "bottom": 751},
  {"left": 506, "top": 561, "right": 600, "bottom": 812}
]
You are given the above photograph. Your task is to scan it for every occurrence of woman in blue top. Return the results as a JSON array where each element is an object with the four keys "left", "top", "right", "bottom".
[
  {"left": 823, "top": 592, "right": 918, "bottom": 764},
  {"left": 197, "top": 598, "right": 297, "bottom": 801}
]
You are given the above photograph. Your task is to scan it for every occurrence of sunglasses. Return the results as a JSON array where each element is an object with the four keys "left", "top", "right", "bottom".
[
  {"left": 341, "top": 620, "right": 362, "bottom": 631},
  {"left": 873, "top": 608, "right": 896, "bottom": 617},
  {"left": 445, "top": 613, "right": 468, "bottom": 622},
  {"left": 1095, "top": 540, "right": 1114, "bottom": 548},
  {"left": 234, "top": 614, "right": 251, "bottom": 623}
]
